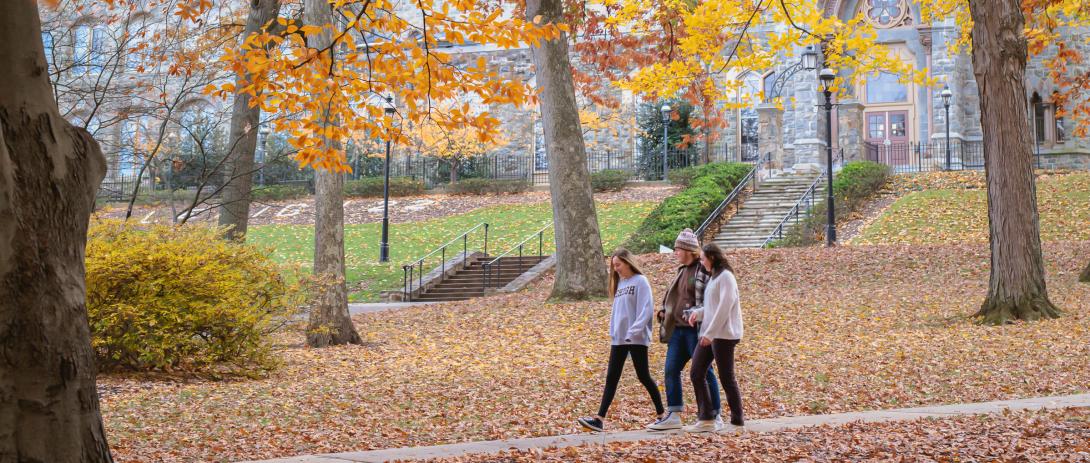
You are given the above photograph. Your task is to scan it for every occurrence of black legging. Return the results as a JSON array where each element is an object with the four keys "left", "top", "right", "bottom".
[
  {"left": 691, "top": 339, "right": 743, "bottom": 424},
  {"left": 597, "top": 345, "right": 665, "bottom": 418}
]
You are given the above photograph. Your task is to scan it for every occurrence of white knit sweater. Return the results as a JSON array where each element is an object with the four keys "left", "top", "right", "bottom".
[{"left": 697, "top": 270, "right": 743, "bottom": 341}]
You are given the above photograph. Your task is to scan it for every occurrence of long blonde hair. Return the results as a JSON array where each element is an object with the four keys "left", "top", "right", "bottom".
[{"left": 608, "top": 248, "right": 644, "bottom": 298}]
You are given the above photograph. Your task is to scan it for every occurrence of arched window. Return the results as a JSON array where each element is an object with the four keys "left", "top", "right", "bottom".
[
  {"left": 859, "top": 0, "right": 912, "bottom": 28},
  {"left": 1052, "top": 91, "right": 1066, "bottom": 143},
  {"left": 762, "top": 72, "right": 776, "bottom": 100},
  {"left": 1031, "top": 93, "right": 1046, "bottom": 144},
  {"left": 1029, "top": 92, "right": 1067, "bottom": 145}
]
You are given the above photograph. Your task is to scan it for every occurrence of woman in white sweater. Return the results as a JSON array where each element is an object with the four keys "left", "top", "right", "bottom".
[
  {"left": 684, "top": 243, "right": 744, "bottom": 432},
  {"left": 577, "top": 249, "right": 665, "bottom": 432}
]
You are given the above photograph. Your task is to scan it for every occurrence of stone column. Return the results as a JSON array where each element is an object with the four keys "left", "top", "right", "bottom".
[
  {"left": 757, "top": 103, "right": 785, "bottom": 170},
  {"left": 785, "top": 59, "right": 826, "bottom": 172},
  {"left": 838, "top": 100, "right": 865, "bottom": 162}
]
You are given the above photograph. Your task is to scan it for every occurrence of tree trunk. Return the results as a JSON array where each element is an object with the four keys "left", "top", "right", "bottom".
[
  {"left": 218, "top": 0, "right": 282, "bottom": 241},
  {"left": 0, "top": 1, "right": 112, "bottom": 460},
  {"left": 527, "top": 0, "right": 608, "bottom": 301},
  {"left": 1080, "top": 260, "right": 1089, "bottom": 283},
  {"left": 969, "top": 0, "right": 1061, "bottom": 324},
  {"left": 450, "top": 158, "right": 459, "bottom": 184},
  {"left": 304, "top": 0, "right": 361, "bottom": 347}
]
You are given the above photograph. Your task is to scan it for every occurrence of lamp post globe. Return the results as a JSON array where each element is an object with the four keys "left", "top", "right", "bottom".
[
  {"left": 801, "top": 45, "right": 818, "bottom": 71},
  {"left": 380, "top": 96, "right": 396, "bottom": 263},
  {"left": 819, "top": 68, "right": 837, "bottom": 246},
  {"left": 660, "top": 104, "right": 672, "bottom": 180}
]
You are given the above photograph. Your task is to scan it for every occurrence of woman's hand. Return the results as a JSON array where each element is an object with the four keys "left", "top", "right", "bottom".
[
  {"left": 656, "top": 309, "right": 665, "bottom": 322},
  {"left": 688, "top": 313, "right": 700, "bottom": 326},
  {"left": 699, "top": 336, "right": 712, "bottom": 347}
]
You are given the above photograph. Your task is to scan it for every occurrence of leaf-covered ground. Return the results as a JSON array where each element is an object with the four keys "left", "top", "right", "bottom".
[
  {"left": 853, "top": 171, "right": 1090, "bottom": 245},
  {"left": 247, "top": 200, "right": 655, "bottom": 301},
  {"left": 437, "top": 407, "right": 1090, "bottom": 462},
  {"left": 99, "top": 241, "right": 1090, "bottom": 462}
]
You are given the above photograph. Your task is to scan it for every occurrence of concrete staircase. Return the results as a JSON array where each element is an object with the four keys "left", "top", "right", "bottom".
[
  {"left": 412, "top": 255, "right": 549, "bottom": 302},
  {"left": 712, "top": 173, "right": 824, "bottom": 249}
]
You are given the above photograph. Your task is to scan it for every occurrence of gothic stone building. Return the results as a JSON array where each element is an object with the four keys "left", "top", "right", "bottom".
[{"left": 738, "top": 0, "right": 1090, "bottom": 172}]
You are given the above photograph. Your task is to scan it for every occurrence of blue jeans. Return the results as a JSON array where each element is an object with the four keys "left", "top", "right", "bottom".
[{"left": 664, "top": 326, "right": 720, "bottom": 414}]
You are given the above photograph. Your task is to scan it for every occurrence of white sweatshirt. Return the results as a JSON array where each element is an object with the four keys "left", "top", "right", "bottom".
[
  {"left": 697, "top": 270, "right": 743, "bottom": 341},
  {"left": 609, "top": 274, "right": 654, "bottom": 346}
]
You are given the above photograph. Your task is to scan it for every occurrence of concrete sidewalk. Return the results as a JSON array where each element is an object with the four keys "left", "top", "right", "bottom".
[
  {"left": 348, "top": 302, "right": 439, "bottom": 315},
  {"left": 244, "top": 393, "right": 1090, "bottom": 463}
]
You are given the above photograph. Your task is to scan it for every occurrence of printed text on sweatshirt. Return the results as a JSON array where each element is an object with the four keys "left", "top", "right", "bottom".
[{"left": 609, "top": 275, "right": 655, "bottom": 346}]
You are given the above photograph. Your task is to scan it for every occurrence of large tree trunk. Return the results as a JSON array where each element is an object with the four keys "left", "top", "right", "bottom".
[
  {"left": 1080, "top": 260, "right": 1089, "bottom": 283},
  {"left": 969, "top": 0, "right": 1061, "bottom": 324},
  {"left": 527, "top": 0, "right": 608, "bottom": 300},
  {"left": 218, "top": 0, "right": 282, "bottom": 241},
  {"left": 304, "top": 0, "right": 361, "bottom": 347},
  {"left": 0, "top": 1, "right": 112, "bottom": 460}
]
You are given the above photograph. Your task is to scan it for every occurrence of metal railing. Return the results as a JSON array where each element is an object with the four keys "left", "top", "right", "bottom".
[
  {"left": 483, "top": 222, "right": 553, "bottom": 289},
  {"left": 864, "top": 140, "right": 985, "bottom": 173},
  {"left": 761, "top": 172, "right": 825, "bottom": 248},
  {"left": 695, "top": 164, "right": 759, "bottom": 238},
  {"left": 402, "top": 222, "right": 489, "bottom": 301}
]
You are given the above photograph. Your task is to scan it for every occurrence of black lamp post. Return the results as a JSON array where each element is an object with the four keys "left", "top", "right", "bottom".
[
  {"left": 660, "top": 103, "right": 672, "bottom": 180},
  {"left": 941, "top": 85, "right": 952, "bottom": 170},
  {"left": 379, "top": 96, "right": 396, "bottom": 263},
  {"left": 819, "top": 68, "right": 837, "bottom": 247}
]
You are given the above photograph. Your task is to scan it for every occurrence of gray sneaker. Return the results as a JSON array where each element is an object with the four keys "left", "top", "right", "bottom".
[
  {"left": 647, "top": 411, "right": 682, "bottom": 431},
  {"left": 682, "top": 420, "right": 718, "bottom": 433}
]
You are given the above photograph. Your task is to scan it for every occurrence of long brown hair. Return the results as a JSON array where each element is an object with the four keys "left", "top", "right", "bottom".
[
  {"left": 701, "top": 243, "right": 734, "bottom": 277},
  {"left": 608, "top": 248, "right": 644, "bottom": 298}
]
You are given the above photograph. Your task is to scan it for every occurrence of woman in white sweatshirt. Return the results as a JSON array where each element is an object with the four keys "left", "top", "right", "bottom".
[
  {"left": 684, "top": 243, "right": 744, "bottom": 432},
  {"left": 577, "top": 248, "right": 665, "bottom": 432}
]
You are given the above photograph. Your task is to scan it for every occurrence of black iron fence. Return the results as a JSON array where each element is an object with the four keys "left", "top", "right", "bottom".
[
  {"left": 96, "top": 140, "right": 757, "bottom": 201},
  {"left": 864, "top": 140, "right": 985, "bottom": 173}
]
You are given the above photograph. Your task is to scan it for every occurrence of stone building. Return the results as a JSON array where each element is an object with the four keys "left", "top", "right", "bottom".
[{"left": 737, "top": 0, "right": 1090, "bottom": 172}]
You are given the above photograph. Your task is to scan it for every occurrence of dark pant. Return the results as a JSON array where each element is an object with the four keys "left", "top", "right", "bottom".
[
  {"left": 597, "top": 345, "right": 665, "bottom": 418},
  {"left": 665, "top": 326, "right": 721, "bottom": 414},
  {"left": 690, "top": 339, "right": 743, "bottom": 424}
]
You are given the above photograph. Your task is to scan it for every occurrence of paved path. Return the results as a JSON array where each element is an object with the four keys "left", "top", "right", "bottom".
[
  {"left": 348, "top": 302, "right": 439, "bottom": 315},
  {"left": 243, "top": 393, "right": 1090, "bottom": 463}
]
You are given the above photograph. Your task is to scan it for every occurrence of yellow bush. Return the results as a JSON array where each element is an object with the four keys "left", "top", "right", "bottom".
[{"left": 85, "top": 220, "right": 303, "bottom": 376}]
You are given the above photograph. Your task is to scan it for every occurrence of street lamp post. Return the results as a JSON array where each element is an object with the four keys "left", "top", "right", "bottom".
[
  {"left": 660, "top": 104, "right": 672, "bottom": 180},
  {"left": 819, "top": 68, "right": 837, "bottom": 247},
  {"left": 941, "top": 85, "right": 952, "bottom": 170},
  {"left": 379, "top": 96, "right": 396, "bottom": 263}
]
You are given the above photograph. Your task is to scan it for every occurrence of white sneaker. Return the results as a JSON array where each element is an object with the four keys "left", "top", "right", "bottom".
[
  {"left": 715, "top": 415, "right": 724, "bottom": 430},
  {"left": 647, "top": 411, "right": 682, "bottom": 431},
  {"left": 682, "top": 420, "right": 718, "bottom": 433}
]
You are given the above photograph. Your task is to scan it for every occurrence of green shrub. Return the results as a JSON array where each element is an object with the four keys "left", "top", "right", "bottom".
[
  {"left": 449, "top": 178, "right": 532, "bottom": 195},
  {"left": 85, "top": 221, "right": 303, "bottom": 376},
  {"left": 623, "top": 162, "right": 753, "bottom": 253},
  {"left": 343, "top": 177, "right": 425, "bottom": 198},
  {"left": 833, "top": 161, "right": 892, "bottom": 211},
  {"left": 769, "top": 161, "right": 892, "bottom": 247},
  {"left": 251, "top": 184, "right": 310, "bottom": 202},
  {"left": 666, "top": 166, "right": 700, "bottom": 187},
  {"left": 591, "top": 170, "right": 632, "bottom": 192}
]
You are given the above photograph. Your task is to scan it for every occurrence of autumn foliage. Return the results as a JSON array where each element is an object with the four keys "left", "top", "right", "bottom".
[
  {"left": 85, "top": 221, "right": 303, "bottom": 375},
  {"left": 202, "top": 0, "right": 566, "bottom": 173}
]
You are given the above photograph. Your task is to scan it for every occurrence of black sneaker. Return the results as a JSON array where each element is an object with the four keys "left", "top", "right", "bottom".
[{"left": 577, "top": 416, "right": 604, "bottom": 432}]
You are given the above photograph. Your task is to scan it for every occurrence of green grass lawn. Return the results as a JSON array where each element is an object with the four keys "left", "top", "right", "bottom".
[
  {"left": 854, "top": 172, "right": 1090, "bottom": 245},
  {"left": 248, "top": 201, "right": 656, "bottom": 301}
]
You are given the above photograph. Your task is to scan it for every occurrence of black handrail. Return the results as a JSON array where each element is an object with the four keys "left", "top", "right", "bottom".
[
  {"left": 761, "top": 172, "right": 825, "bottom": 248},
  {"left": 401, "top": 222, "right": 489, "bottom": 301},
  {"left": 483, "top": 222, "right": 553, "bottom": 289},
  {"left": 694, "top": 164, "right": 758, "bottom": 238}
]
